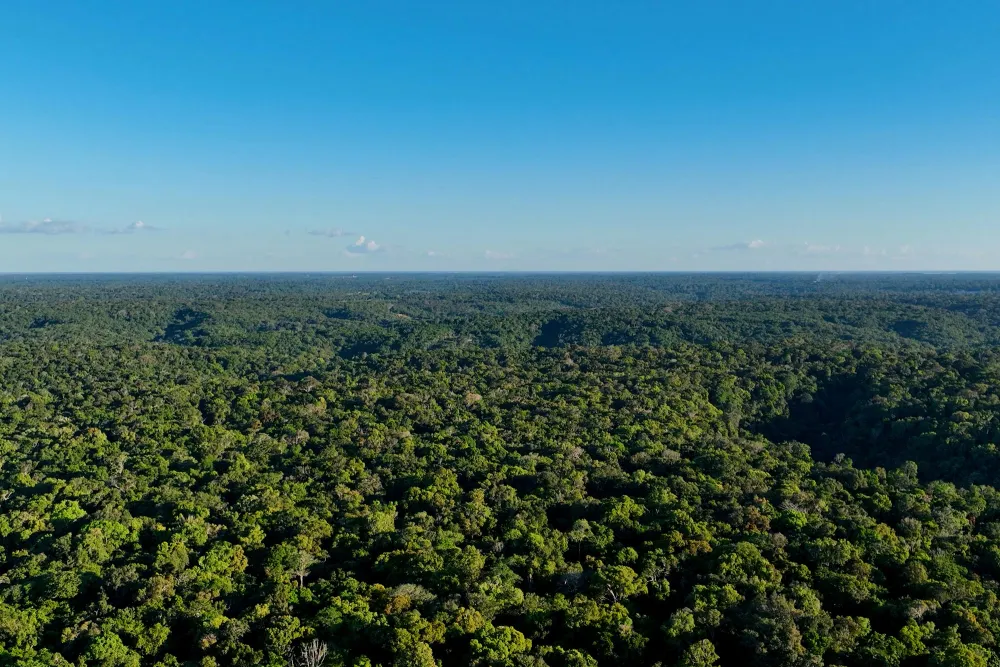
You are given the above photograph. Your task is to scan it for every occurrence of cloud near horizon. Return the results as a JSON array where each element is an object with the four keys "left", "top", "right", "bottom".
[
  {"left": 0, "top": 217, "right": 163, "bottom": 235},
  {"left": 713, "top": 239, "right": 766, "bottom": 251},
  {"left": 802, "top": 242, "right": 842, "bottom": 254},
  {"left": 107, "top": 220, "right": 161, "bottom": 234},
  {"left": 344, "top": 236, "right": 383, "bottom": 255},
  {"left": 0, "top": 218, "right": 87, "bottom": 234},
  {"left": 309, "top": 228, "right": 354, "bottom": 238}
]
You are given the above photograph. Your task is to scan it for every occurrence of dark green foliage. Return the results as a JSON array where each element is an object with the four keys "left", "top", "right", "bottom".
[{"left": 4, "top": 273, "right": 1000, "bottom": 666}]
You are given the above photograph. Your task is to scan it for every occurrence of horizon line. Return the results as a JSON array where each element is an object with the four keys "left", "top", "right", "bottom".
[{"left": 1, "top": 269, "right": 999, "bottom": 277}]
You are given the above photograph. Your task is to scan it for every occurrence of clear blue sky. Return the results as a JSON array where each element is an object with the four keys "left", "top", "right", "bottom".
[{"left": 2, "top": 1, "right": 998, "bottom": 271}]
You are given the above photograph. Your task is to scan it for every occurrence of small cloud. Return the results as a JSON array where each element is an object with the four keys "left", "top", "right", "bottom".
[
  {"left": 106, "top": 220, "right": 161, "bottom": 234},
  {"left": 180, "top": 250, "right": 198, "bottom": 260},
  {"left": 344, "top": 235, "right": 383, "bottom": 255},
  {"left": 0, "top": 217, "right": 87, "bottom": 234},
  {"left": 425, "top": 250, "right": 443, "bottom": 257},
  {"left": 803, "top": 242, "right": 841, "bottom": 254},
  {"left": 309, "top": 228, "right": 354, "bottom": 238},
  {"left": 1, "top": 216, "right": 164, "bottom": 235},
  {"left": 484, "top": 249, "right": 515, "bottom": 260},
  {"left": 124, "top": 220, "right": 158, "bottom": 232},
  {"left": 713, "top": 240, "right": 765, "bottom": 251}
]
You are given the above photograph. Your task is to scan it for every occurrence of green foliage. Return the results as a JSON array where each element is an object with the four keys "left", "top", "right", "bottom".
[
  {"left": 3, "top": 274, "right": 1000, "bottom": 666},
  {"left": 680, "top": 639, "right": 720, "bottom": 667}
]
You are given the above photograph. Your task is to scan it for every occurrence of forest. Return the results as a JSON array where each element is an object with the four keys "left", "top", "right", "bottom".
[{"left": 4, "top": 272, "right": 1000, "bottom": 667}]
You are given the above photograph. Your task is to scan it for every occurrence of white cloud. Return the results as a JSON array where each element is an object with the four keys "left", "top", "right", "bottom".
[
  {"left": 803, "top": 242, "right": 842, "bottom": 253},
  {"left": 123, "top": 220, "right": 159, "bottom": 232},
  {"left": 106, "top": 220, "right": 161, "bottom": 234},
  {"left": 713, "top": 240, "right": 766, "bottom": 251},
  {"left": 484, "top": 249, "right": 515, "bottom": 260},
  {"left": 180, "top": 250, "right": 198, "bottom": 260},
  {"left": 425, "top": 250, "right": 443, "bottom": 257},
  {"left": 0, "top": 215, "right": 164, "bottom": 235},
  {"left": 344, "top": 235, "right": 383, "bottom": 255},
  {"left": 0, "top": 217, "right": 86, "bottom": 234},
  {"left": 309, "top": 228, "right": 354, "bottom": 238}
]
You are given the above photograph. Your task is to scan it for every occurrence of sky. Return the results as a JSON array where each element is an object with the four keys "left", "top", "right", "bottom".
[{"left": 1, "top": 1, "right": 998, "bottom": 272}]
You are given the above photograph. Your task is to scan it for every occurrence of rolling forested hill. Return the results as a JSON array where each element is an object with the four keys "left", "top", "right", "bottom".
[{"left": 4, "top": 273, "right": 1000, "bottom": 666}]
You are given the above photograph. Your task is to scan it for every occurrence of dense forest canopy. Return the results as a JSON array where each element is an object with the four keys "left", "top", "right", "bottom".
[{"left": 4, "top": 272, "right": 1000, "bottom": 666}]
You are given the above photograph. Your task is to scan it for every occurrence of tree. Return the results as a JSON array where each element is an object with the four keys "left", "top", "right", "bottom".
[
  {"left": 288, "top": 639, "right": 329, "bottom": 667},
  {"left": 680, "top": 639, "right": 720, "bottom": 667}
]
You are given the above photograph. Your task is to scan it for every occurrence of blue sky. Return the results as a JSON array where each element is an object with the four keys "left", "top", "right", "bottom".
[{"left": 1, "top": 1, "right": 998, "bottom": 271}]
